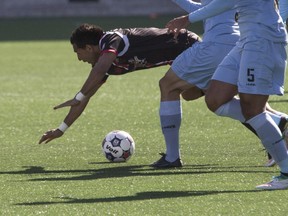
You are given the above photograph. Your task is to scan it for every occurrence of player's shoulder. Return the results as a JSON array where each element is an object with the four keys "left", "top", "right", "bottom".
[
  {"left": 100, "top": 30, "right": 125, "bottom": 45},
  {"left": 102, "top": 29, "right": 124, "bottom": 38}
]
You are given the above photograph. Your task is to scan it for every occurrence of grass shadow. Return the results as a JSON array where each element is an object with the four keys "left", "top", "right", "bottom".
[
  {"left": 15, "top": 189, "right": 264, "bottom": 206},
  {"left": 0, "top": 164, "right": 276, "bottom": 182}
]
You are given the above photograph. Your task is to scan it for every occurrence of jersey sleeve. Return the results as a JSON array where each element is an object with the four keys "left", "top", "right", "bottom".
[
  {"left": 188, "top": 0, "right": 236, "bottom": 23},
  {"left": 99, "top": 32, "right": 126, "bottom": 56},
  {"left": 172, "top": 0, "right": 202, "bottom": 13}
]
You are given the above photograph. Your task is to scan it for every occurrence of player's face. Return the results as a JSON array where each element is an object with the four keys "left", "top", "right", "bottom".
[{"left": 73, "top": 44, "right": 99, "bottom": 66}]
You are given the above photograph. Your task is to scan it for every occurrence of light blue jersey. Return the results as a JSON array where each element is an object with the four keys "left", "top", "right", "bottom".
[
  {"left": 173, "top": 0, "right": 239, "bottom": 44},
  {"left": 170, "top": 0, "right": 240, "bottom": 89},
  {"left": 236, "top": 0, "right": 287, "bottom": 42},
  {"left": 206, "top": 0, "right": 288, "bottom": 95},
  {"left": 188, "top": 0, "right": 287, "bottom": 42},
  {"left": 279, "top": 0, "right": 288, "bottom": 23}
]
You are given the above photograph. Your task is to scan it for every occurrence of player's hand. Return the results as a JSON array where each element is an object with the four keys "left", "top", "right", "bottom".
[
  {"left": 53, "top": 98, "right": 80, "bottom": 110},
  {"left": 39, "top": 129, "right": 63, "bottom": 144},
  {"left": 166, "top": 15, "right": 190, "bottom": 38}
]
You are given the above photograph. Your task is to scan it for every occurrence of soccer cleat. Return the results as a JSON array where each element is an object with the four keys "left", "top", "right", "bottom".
[
  {"left": 264, "top": 158, "right": 276, "bottom": 167},
  {"left": 256, "top": 174, "right": 288, "bottom": 190},
  {"left": 150, "top": 153, "right": 183, "bottom": 168}
]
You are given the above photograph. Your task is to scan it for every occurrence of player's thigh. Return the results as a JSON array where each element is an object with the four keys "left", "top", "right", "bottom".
[
  {"left": 172, "top": 42, "right": 234, "bottom": 90},
  {"left": 181, "top": 86, "right": 204, "bottom": 101},
  {"left": 205, "top": 80, "right": 238, "bottom": 112},
  {"left": 211, "top": 45, "right": 240, "bottom": 86},
  {"left": 206, "top": 46, "right": 240, "bottom": 111},
  {"left": 160, "top": 68, "right": 193, "bottom": 100},
  {"left": 160, "top": 68, "right": 192, "bottom": 89}
]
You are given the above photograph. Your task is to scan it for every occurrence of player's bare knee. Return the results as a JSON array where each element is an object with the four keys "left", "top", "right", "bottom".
[
  {"left": 205, "top": 95, "right": 221, "bottom": 112},
  {"left": 241, "top": 105, "right": 264, "bottom": 120},
  {"left": 181, "top": 90, "right": 203, "bottom": 101},
  {"left": 181, "top": 93, "right": 192, "bottom": 101},
  {"left": 240, "top": 95, "right": 267, "bottom": 120},
  {"left": 159, "top": 77, "right": 168, "bottom": 92}
]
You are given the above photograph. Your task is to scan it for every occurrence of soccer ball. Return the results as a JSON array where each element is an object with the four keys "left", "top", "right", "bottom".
[{"left": 102, "top": 130, "right": 135, "bottom": 162}]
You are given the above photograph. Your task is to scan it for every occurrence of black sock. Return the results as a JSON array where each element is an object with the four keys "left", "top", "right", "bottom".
[
  {"left": 280, "top": 172, "right": 288, "bottom": 177},
  {"left": 278, "top": 117, "right": 287, "bottom": 132},
  {"left": 242, "top": 123, "right": 273, "bottom": 159},
  {"left": 267, "top": 153, "right": 272, "bottom": 160},
  {"left": 242, "top": 122, "right": 258, "bottom": 137}
]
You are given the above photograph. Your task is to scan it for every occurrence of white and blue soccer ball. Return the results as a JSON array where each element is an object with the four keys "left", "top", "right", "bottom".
[{"left": 102, "top": 130, "right": 135, "bottom": 162}]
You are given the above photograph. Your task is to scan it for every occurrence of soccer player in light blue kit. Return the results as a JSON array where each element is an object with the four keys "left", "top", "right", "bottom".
[
  {"left": 256, "top": 0, "right": 288, "bottom": 167},
  {"left": 151, "top": 0, "right": 241, "bottom": 168},
  {"left": 151, "top": 0, "right": 288, "bottom": 169},
  {"left": 166, "top": 0, "right": 288, "bottom": 190}
]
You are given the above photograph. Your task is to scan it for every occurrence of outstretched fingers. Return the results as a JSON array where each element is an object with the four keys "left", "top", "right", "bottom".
[
  {"left": 38, "top": 129, "right": 63, "bottom": 144},
  {"left": 166, "top": 15, "right": 190, "bottom": 39},
  {"left": 166, "top": 19, "right": 181, "bottom": 38},
  {"left": 39, "top": 130, "right": 53, "bottom": 144}
]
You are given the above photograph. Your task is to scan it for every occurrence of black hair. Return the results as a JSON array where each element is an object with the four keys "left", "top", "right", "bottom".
[{"left": 70, "top": 23, "right": 104, "bottom": 48}]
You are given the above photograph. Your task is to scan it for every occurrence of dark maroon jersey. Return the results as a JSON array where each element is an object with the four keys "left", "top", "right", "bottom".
[{"left": 99, "top": 27, "right": 200, "bottom": 76}]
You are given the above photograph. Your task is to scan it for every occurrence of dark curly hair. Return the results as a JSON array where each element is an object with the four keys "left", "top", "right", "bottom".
[{"left": 70, "top": 23, "right": 104, "bottom": 48}]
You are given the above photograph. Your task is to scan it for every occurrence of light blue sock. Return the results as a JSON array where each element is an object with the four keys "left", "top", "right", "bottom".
[
  {"left": 268, "top": 110, "right": 288, "bottom": 118},
  {"left": 214, "top": 97, "right": 245, "bottom": 122},
  {"left": 266, "top": 111, "right": 281, "bottom": 125},
  {"left": 215, "top": 97, "right": 283, "bottom": 126},
  {"left": 159, "top": 100, "right": 182, "bottom": 162},
  {"left": 247, "top": 112, "right": 288, "bottom": 173}
]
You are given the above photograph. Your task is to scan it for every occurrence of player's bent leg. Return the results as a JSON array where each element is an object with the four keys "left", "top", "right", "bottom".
[
  {"left": 264, "top": 103, "right": 288, "bottom": 166},
  {"left": 265, "top": 103, "right": 288, "bottom": 138},
  {"left": 239, "top": 93, "right": 268, "bottom": 120},
  {"left": 181, "top": 86, "right": 205, "bottom": 101},
  {"left": 241, "top": 94, "right": 288, "bottom": 189},
  {"left": 159, "top": 68, "right": 193, "bottom": 101},
  {"left": 205, "top": 80, "right": 246, "bottom": 123},
  {"left": 205, "top": 80, "right": 238, "bottom": 112},
  {"left": 206, "top": 82, "right": 282, "bottom": 168},
  {"left": 152, "top": 68, "right": 193, "bottom": 168}
]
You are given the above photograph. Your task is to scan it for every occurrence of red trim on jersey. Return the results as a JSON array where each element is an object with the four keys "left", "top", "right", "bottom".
[{"left": 101, "top": 49, "right": 118, "bottom": 56}]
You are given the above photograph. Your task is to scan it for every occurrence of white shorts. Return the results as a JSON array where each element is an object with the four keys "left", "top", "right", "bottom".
[
  {"left": 171, "top": 41, "right": 235, "bottom": 90},
  {"left": 213, "top": 37, "right": 287, "bottom": 95}
]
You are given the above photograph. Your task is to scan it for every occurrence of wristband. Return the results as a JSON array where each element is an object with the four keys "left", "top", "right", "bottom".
[
  {"left": 58, "top": 122, "right": 69, "bottom": 133},
  {"left": 75, "top": 92, "right": 86, "bottom": 101}
]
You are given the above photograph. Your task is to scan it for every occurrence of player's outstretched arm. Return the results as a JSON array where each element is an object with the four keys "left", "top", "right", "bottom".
[
  {"left": 38, "top": 82, "right": 101, "bottom": 144},
  {"left": 78, "top": 52, "right": 116, "bottom": 98},
  {"left": 38, "top": 96, "right": 90, "bottom": 144},
  {"left": 39, "top": 53, "right": 115, "bottom": 144},
  {"left": 166, "top": 0, "right": 235, "bottom": 38}
]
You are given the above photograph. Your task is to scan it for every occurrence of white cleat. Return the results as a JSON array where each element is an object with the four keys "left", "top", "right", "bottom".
[
  {"left": 256, "top": 175, "right": 288, "bottom": 190},
  {"left": 264, "top": 158, "right": 276, "bottom": 167}
]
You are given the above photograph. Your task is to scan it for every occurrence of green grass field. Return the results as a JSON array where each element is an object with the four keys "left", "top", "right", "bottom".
[{"left": 1, "top": 17, "right": 288, "bottom": 216}]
